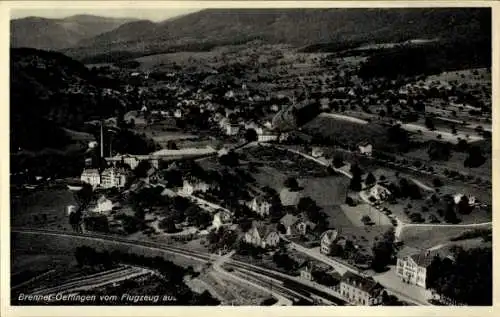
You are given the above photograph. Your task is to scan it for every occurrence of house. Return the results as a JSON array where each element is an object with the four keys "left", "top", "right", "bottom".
[
  {"left": 320, "top": 229, "right": 339, "bottom": 255},
  {"left": 299, "top": 261, "right": 341, "bottom": 287},
  {"left": 145, "top": 167, "right": 159, "bottom": 184},
  {"left": 88, "top": 141, "right": 98, "bottom": 149},
  {"left": 80, "top": 169, "right": 101, "bottom": 188},
  {"left": 225, "top": 124, "right": 240, "bottom": 136},
  {"left": 340, "top": 272, "right": 385, "bottom": 306},
  {"left": 278, "top": 132, "right": 290, "bottom": 143},
  {"left": 244, "top": 221, "right": 280, "bottom": 248},
  {"left": 358, "top": 142, "right": 373, "bottom": 157},
  {"left": 91, "top": 196, "right": 113, "bottom": 214},
  {"left": 66, "top": 205, "right": 77, "bottom": 216},
  {"left": 247, "top": 196, "right": 272, "bottom": 217},
  {"left": 217, "top": 147, "right": 230, "bottom": 157},
  {"left": 369, "top": 184, "right": 391, "bottom": 201},
  {"left": 174, "top": 109, "right": 183, "bottom": 118},
  {"left": 101, "top": 167, "right": 129, "bottom": 189},
  {"left": 180, "top": 177, "right": 213, "bottom": 195},
  {"left": 299, "top": 261, "right": 315, "bottom": 281},
  {"left": 396, "top": 247, "right": 454, "bottom": 289},
  {"left": 212, "top": 210, "right": 233, "bottom": 230},
  {"left": 453, "top": 193, "right": 477, "bottom": 206},
  {"left": 295, "top": 215, "right": 316, "bottom": 235},
  {"left": 311, "top": 147, "right": 324, "bottom": 158},
  {"left": 279, "top": 214, "right": 299, "bottom": 236},
  {"left": 279, "top": 188, "right": 302, "bottom": 207},
  {"left": 258, "top": 131, "right": 279, "bottom": 142}
]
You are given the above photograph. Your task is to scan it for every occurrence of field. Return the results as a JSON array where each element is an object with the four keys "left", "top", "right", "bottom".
[
  {"left": 303, "top": 115, "right": 393, "bottom": 151},
  {"left": 404, "top": 144, "right": 492, "bottom": 180},
  {"left": 399, "top": 223, "right": 492, "bottom": 250},
  {"left": 11, "top": 188, "right": 76, "bottom": 230},
  {"left": 299, "top": 176, "right": 350, "bottom": 207},
  {"left": 341, "top": 204, "right": 392, "bottom": 226},
  {"left": 244, "top": 145, "right": 330, "bottom": 178}
]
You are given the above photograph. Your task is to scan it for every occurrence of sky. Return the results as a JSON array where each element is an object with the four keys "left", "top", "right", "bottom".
[{"left": 10, "top": 8, "right": 200, "bottom": 22}]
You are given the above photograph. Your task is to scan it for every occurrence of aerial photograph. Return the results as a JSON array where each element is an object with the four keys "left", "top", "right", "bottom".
[{"left": 9, "top": 5, "right": 492, "bottom": 307}]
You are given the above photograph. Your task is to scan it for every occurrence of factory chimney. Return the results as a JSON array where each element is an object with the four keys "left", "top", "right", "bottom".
[{"left": 100, "top": 121, "right": 104, "bottom": 158}]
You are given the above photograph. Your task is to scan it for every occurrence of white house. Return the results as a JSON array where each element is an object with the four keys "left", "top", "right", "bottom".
[
  {"left": 212, "top": 210, "right": 233, "bottom": 230},
  {"left": 80, "top": 168, "right": 101, "bottom": 188},
  {"left": 92, "top": 196, "right": 113, "bottom": 214},
  {"left": 358, "top": 143, "right": 373, "bottom": 156},
  {"left": 311, "top": 147, "right": 324, "bottom": 158},
  {"left": 247, "top": 196, "right": 272, "bottom": 217},
  {"left": 174, "top": 109, "right": 183, "bottom": 118},
  {"left": 180, "top": 178, "right": 212, "bottom": 196},
  {"left": 88, "top": 141, "right": 98, "bottom": 149},
  {"left": 244, "top": 221, "right": 280, "bottom": 248},
  {"left": 258, "top": 132, "right": 279, "bottom": 142},
  {"left": 369, "top": 184, "right": 391, "bottom": 201},
  {"left": 453, "top": 193, "right": 477, "bottom": 205},
  {"left": 320, "top": 229, "right": 339, "bottom": 255},
  {"left": 226, "top": 124, "right": 240, "bottom": 136}
]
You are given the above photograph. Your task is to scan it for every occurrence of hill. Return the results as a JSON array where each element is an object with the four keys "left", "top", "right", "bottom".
[
  {"left": 10, "top": 15, "right": 137, "bottom": 50},
  {"left": 63, "top": 8, "right": 490, "bottom": 62},
  {"left": 10, "top": 48, "right": 125, "bottom": 151}
]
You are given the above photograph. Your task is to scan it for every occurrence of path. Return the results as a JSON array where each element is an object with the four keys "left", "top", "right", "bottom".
[{"left": 410, "top": 178, "right": 435, "bottom": 192}]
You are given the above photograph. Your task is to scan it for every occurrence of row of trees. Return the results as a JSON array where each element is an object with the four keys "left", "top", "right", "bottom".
[{"left": 426, "top": 247, "right": 492, "bottom": 305}]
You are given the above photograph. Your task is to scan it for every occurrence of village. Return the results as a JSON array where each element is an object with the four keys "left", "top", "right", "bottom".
[{"left": 10, "top": 37, "right": 491, "bottom": 307}]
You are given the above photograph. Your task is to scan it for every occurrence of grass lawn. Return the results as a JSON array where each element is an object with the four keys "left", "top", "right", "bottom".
[
  {"left": 303, "top": 115, "right": 392, "bottom": 150},
  {"left": 341, "top": 203, "right": 392, "bottom": 226},
  {"left": 251, "top": 166, "right": 288, "bottom": 191},
  {"left": 11, "top": 188, "right": 76, "bottom": 230},
  {"left": 337, "top": 225, "right": 392, "bottom": 256},
  {"left": 300, "top": 176, "right": 350, "bottom": 207},
  {"left": 322, "top": 205, "right": 354, "bottom": 229},
  {"left": 403, "top": 146, "right": 491, "bottom": 180},
  {"left": 399, "top": 223, "right": 492, "bottom": 250}
]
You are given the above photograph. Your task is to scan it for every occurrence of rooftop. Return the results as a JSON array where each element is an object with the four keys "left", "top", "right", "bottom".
[{"left": 342, "top": 271, "right": 384, "bottom": 295}]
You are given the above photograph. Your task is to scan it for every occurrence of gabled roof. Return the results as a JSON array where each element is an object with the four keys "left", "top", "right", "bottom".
[
  {"left": 320, "top": 229, "right": 338, "bottom": 243},
  {"left": 280, "top": 213, "right": 299, "bottom": 228},
  {"left": 342, "top": 272, "right": 384, "bottom": 295},
  {"left": 252, "top": 221, "right": 277, "bottom": 239}
]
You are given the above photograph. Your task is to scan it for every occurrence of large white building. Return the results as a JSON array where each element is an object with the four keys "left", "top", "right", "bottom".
[
  {"left": 101, "top": 167, "right": 129, "bottom": 189},
  {"left": 340, "top": 272, "right": 384, "bottom": 306},
  {"left": 80, "top": 169, "right": 101, "bottom": 188}
]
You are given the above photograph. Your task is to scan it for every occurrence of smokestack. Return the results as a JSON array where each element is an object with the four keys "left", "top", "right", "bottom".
[{"left": 100, "top": 121, "right": 104, "bottom": 158}]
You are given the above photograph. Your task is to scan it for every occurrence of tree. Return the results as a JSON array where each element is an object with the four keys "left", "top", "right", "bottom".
[
  {"left": 332, "top": 155, "right": 344, "bottom": 168},
  {"left": 425, "top": 117, "right": 435, "bottom": 130},
  {"left": 464, "top": 145, "right": 486, "bottom": 168},
  {"left": 159, "top": 216, "right": 178, "bottom": 233},
  {"left": 284, "top": 177, "right": 299, "bottom": 190},
  {"left": 433, "top": 178, "right": 443, "bottom": 187},
  {"left": 365, "top": 172, "right": 376, "bottom": 186},
  {"left": 427, "top": 141, "right": 451, "bottom": 161},
  {"left": 134, "top": 160, "right": 151, "bottom": 178},
  {"left": 427, "top": 247, "right": 491, "bottom": 305},
  {"left": 244, "top": 128, "right": 258, "bottom": 143},
  {"left": 457, "top": 196, "right": 472, "bottom": 215},
  {"left": 372, "top": 227, "right": 395, "bottom": 272},
  {"left": 74, "top": 183, "right": 93, "bottom": 211},
  {"left": 167, "top": 140, "right": 178, "bottom": 150},
  {"left": 444, "top": 202, "right": 460, "bottom": 224},
  {"left": 219, "top": 151, "right": 239, "bottom": 167}
]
